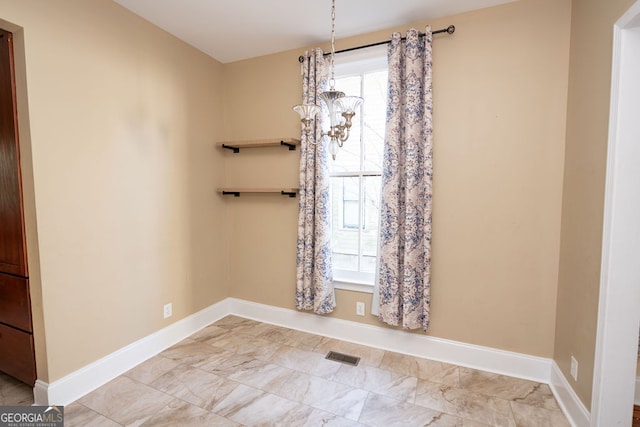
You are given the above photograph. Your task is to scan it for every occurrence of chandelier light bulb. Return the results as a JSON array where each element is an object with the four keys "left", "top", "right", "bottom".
[
  {"left": 329, "top": 138, "right": 340, "bottom": 160},
  {"left": 335, "top": 96, "right": 363, "bottom": 116},
  {"left": 293, "top": 104, "right": 321, "bottom": 121}
]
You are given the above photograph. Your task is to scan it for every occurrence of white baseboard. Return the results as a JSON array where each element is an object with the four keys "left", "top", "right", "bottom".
[
  {"left": 228, "top": 298, "right": 551, "bottom": 383},
  {"left": 34, "top": 299, "right": 231, "bottom": 406},
  {"left": 34, "top": 296, "right": 586, "bottom": 427},
  {"left": 549, "top": 361, "right": 590, "bottom": 427}
]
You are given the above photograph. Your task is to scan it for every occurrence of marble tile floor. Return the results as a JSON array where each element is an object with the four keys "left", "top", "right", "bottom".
[
  {"left": 59, "top": 315, "right": 570, "bottom": 426},
  {"left": 0, "top": 371, "right": 33, "bottom": 406}
]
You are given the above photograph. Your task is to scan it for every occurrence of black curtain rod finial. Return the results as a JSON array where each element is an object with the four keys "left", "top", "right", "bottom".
[{"left": 443, "top": 25, "right": 455, "bottom": 35}]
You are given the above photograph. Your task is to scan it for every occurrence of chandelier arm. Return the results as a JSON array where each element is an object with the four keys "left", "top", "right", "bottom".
[{"left": 338, "top": 125, "right": 350, "bottom": 145}]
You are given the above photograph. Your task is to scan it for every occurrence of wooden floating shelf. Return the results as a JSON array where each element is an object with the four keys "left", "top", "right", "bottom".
[
  {"left": 218, "top": 138, "right": 300, "bottom": 153},
  {"left": 217, "top": 188, "right": 299, "bottom": 198}
]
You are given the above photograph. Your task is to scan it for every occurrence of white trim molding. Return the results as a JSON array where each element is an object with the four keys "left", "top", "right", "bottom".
[
  {"left": 591, "top": 1, "right": 640, "bottom": 425},
  {"left": 228, "top": 298, "right": 552, "bottom": 383},
  {"left": 34, "top": 299, "right": 231, "bottom": 406},
  {"left": 35, "top": 297, "right": 579, "bottom": 426},
  {"left": 550, "top": 362, "right": 590, "bottom": 427}
]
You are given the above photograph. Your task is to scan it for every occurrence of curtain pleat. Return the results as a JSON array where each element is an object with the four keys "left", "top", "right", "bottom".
[
  {"left": 375, "top": 27, "right": 433, "bottom": 331},
  {"left": 295, "top": 49, "right": 335, "bottom": 314}
]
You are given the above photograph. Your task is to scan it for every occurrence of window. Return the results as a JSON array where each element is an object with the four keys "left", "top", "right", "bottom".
[
  {"left": 341, "top": 177, "right": 360, "bottom": 229},
  {"left": 330, "top": 46, "right": 388, "bottom": 289}
]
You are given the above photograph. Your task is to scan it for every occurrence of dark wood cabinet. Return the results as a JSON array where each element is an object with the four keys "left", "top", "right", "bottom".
[
  {"left": 0, "top": 323, "right": 35, "bottom": 384},
  {"left": 0, "top": 28, "right": 36, "bottom": 386},
  {"left": 0, "top": 29, "right": 27, "bottom": 278},
  {"left": 0, "top": 273, "right": 32, "bottom": 333}
]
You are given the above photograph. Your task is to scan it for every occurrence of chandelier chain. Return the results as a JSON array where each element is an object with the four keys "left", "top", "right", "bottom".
[{"left": 329, "top": 0, "right": 336, "bottom": 89}]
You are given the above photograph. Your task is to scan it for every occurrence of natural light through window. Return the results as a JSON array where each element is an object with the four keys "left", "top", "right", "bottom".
[{"left": 330, "top": 46, "right": 388, "bottom": 289}]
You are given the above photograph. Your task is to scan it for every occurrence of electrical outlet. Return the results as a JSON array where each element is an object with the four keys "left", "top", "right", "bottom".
[
  {"left": 570, "top": 356, "right": 578, "bottom": 381},
  {"left": 163, "top": 303, "right": 173, "bottom": 319},
  {"left": 356, "top": 302, "right": 365, "bottom": 316}
]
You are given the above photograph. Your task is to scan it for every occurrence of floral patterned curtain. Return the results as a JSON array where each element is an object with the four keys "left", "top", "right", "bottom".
[
  {"left": 295, "top": 49, "right": 335, "bottom": 314},
  {"left": 375, "top": 27, "right": 433, "bottom": 331}
]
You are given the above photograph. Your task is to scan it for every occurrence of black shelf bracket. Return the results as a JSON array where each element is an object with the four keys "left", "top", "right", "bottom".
[
  {"left": 281, "top": 191, "right": 297, "bottom": 198},
  {"left": 222, "top": 144, "right": 240, "bottom": 153},
  {"left": 280, "top": 140, "right": 297, "bottom": 151},
  {"left": 222, "top": 191, "right": 241, "bottom": 197}
]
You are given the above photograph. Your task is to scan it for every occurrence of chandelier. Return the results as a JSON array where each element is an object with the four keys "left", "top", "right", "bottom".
[{"left": 293, "top": 0, "right": 363, "bottom": 160}]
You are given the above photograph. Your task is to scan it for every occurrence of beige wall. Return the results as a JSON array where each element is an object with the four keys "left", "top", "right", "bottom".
[
  {"left": 554, "top": 0, "right": 636, "bottom": 409},
  {"left": 223, "top": 0, "right": 571, "bottom": 358},
  {"left": 4, "top": 0, "right": 629, "bottom": 411},
  {"left": 0, "top": 0, "right": 228, "bottom": 382}
]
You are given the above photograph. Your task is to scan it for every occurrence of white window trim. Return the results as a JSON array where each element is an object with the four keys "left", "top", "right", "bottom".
[
  {"left": 334, "top": 44, "right": 388, "bottom": 75},
  {"left": 331, "top": 44, "right": 387, "bottom": 293},
  {"left": 333, "top": 272, "right": 374, "bottom": 294}
]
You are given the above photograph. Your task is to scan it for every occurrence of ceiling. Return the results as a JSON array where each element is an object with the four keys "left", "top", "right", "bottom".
[{"left": 113, "top": 0, "right": 516, "bottom": 64}]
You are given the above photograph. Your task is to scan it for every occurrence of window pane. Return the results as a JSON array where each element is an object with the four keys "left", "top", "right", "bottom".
[
  {"left": 343, "top": 200, "right": 359, "bottom": 229},
  {"left": 343, "top": 174, "right": 359, "bottom": 229},
  {"left": 361, "top": 175, "right": 381, "bottom": 273},
  {"left": 363, "top": 70, "right": 387, "bottom": 172},
  {"left": 343, "top": 178, "right": 359, "bottom": 201},
  {"left": 331, "top": 176, "right": 359, "bottom": 272},
  {"left": 333, "top": 253, "right": 359, "bottom": 271}
]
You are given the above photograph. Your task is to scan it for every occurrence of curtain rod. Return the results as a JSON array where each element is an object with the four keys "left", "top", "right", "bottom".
[{"left": 298, "top": 25, "right": 455, "bottom": 63}]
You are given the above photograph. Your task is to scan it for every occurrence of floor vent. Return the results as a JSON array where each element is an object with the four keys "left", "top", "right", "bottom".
[{"left": 325, "top": 351, "right": 360, "bottom": 366}]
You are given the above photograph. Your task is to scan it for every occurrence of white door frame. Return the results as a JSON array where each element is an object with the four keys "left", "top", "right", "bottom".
[{"left": 591, "top": 2, "right": 640, "bottom": 425}]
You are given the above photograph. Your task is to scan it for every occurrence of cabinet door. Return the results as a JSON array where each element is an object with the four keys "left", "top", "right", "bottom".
[
  {"left": 0, "top": 273, "right": 32, "bottom": 332},
  {"left": 0, "top": 323, "right": 36, "bottom": 386},
  {"left": 0, "top": 29, "right": 27, "bottom": 277}
]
